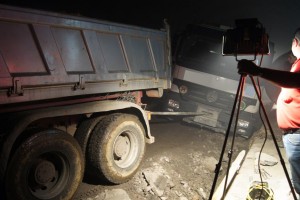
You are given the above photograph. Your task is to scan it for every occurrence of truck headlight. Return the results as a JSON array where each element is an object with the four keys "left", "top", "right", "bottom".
[
  {"left": 237, "top": 119, "right": 249, "bottom": 128},
  {"left": 168, "top": 99, "right": 180, "bottom": 109}
]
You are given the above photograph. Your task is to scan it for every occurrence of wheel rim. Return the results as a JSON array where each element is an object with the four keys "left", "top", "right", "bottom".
[
  {"left": 28, "top": 152, "right": 70, "bottom": 199},
  {"left": 113, "top": 130, "right": 139, "bottom": 168}
]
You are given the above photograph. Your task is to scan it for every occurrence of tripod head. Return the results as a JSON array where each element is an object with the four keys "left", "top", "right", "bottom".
[{"left": 222, "top": 18, "right": 270, "bottom": 61}]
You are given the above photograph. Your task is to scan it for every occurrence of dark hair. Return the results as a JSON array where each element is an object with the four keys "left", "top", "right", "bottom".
[{"left": 294, "top": 28, "right": 300, "bottom": 41}]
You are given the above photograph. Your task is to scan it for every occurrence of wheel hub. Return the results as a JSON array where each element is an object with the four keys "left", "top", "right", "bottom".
[
  {"left": 114, "top": 136, "right": 130, "bottom": 159},
  {"left": 34, "top": 160, "right": 56, "bottom": 185}
]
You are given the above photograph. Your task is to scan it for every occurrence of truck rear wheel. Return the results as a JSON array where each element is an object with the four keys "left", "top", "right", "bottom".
[
  {"left": 87, "top": 113, "right": 146, "bottom": 184},
  {"left": 74, "top": 116, "right": 104, "bottom": 178},
  {"left": 74, "top": 116, "right": 104, "bottom": 159},
  {"left": 5, "top": 129, "right": 84, "bottom": 200}
]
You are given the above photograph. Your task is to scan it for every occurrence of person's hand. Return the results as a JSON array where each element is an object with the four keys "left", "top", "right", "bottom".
[{"left": 237, "top": 59, "right": 261, "bottom": 76}]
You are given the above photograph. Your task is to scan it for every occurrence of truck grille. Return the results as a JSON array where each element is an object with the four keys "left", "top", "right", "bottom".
[{"left": 173, "top": 79, "right": 257, "bottom": 113}]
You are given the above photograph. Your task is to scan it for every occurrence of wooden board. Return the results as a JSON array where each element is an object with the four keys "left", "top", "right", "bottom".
[{"left": 212, "top": 150, "right": 246, "bottom": 200}]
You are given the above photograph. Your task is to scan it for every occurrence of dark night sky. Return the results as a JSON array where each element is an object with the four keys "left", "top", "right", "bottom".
[{"left": 1, "top": 0, "right": 300, "bottom": 60}]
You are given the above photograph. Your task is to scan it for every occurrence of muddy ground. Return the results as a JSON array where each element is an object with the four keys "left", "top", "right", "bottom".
[{"left": 73, "top": 114, "right": 272, "bottom": 200}]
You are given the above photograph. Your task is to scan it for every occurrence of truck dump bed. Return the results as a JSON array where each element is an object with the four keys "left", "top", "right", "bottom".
[{"left": 0, "top": 4, "right": 171, "bottom": 110}]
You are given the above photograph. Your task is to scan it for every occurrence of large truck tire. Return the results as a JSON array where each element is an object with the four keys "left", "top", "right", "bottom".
[
  {"left": 5, "top": 129, "right": 84, "bottom": 200},
  {"left": 87, "top": 113, "right": 146, "bottom": 184},
  {"left": 74, "top": 116, "right": 104, "bottom": 159},
  {"left": 74, "top": 116, "right": 104, "bottom": 179}
]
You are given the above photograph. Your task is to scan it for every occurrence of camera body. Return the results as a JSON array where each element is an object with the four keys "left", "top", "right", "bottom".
[{"left": 222, "top": 18, "right": 270, "bottom": 56}]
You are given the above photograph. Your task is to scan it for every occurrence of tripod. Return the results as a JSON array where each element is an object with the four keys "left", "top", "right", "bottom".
[{"left": 208, "top": 72, "right": 297, "bottom": 200}]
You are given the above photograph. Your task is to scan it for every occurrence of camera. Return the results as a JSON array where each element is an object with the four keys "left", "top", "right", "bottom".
[{"left": 222, "top": 18, "right": 270, "bottom": 56}]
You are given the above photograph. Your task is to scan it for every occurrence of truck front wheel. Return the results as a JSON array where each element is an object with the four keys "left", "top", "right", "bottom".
[
  {"left": 5, "top": 129, "right": 84, "bottom": 200},
  {"left": 87, "top": 113, "right": 146, "bottom": 184}
]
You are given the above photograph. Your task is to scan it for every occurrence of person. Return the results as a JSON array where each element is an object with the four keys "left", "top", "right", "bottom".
[
  {"left": 264, "top": 50, "right": 297, "bottom": 102},
  {"left": 237, "top": 28, "right": 300, "bottom": 199}
]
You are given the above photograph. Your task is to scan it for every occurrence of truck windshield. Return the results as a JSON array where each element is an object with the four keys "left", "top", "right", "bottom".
[{"left": 174, "top": 25, "right": 269, "bottom": 81}]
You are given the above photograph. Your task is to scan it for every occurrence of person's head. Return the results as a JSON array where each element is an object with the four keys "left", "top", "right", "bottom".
[{"left": 291, "top": 28, "right": 300, "bottom": 58}]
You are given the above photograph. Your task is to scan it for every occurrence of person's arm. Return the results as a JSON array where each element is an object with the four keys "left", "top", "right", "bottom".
[
  {"left": 237, "top": 59, "right": 300, "bottom": 88},
  {"left": 259, "top": 67, "right": 300, "bottom": 88}
]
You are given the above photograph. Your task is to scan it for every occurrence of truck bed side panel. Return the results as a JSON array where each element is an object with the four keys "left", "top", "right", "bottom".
[{"left": 0, "top": 5, "right": 171, "bottom": 105}]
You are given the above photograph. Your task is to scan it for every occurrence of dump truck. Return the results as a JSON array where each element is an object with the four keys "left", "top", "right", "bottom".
[{"left": 0, "top": 4, "right": 171, "bottom": 200}]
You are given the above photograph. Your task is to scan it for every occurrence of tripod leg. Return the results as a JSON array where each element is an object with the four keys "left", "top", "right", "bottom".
[
  {"left": 249, "top": 76, "right": 297, "bottom": 200},
  {"left": 208, "top": 74, "right": 246, "bottom": 200},
  {"left": 221, "top": 74, "right": 247, "bottom": 199}
]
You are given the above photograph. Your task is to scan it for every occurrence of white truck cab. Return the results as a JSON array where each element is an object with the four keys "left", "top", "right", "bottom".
[{"left": 164, "top": 23, "right": 274, "bottom": 138}]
